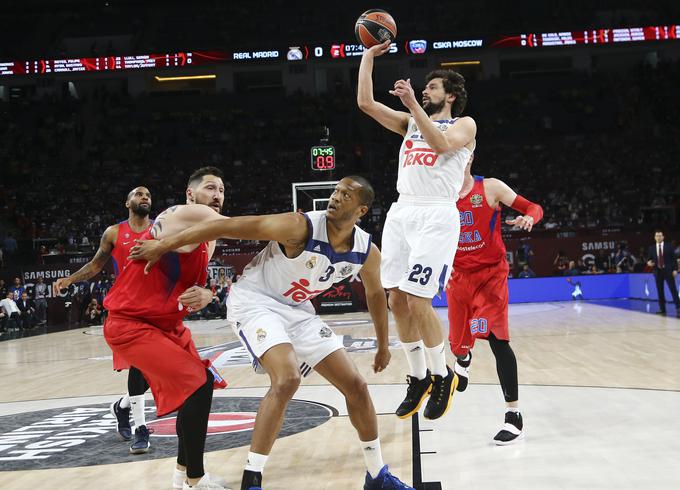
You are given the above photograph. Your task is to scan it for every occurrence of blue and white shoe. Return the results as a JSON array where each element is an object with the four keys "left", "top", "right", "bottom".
[
  {"left": 364, "top": 465, "right": 414, "bottom": 489},
  {"left": 129, "top": 425, "right": 152, "bottom": 454},
  {"left": 109, "top": 398, "right": 132, "bottom": 441}
]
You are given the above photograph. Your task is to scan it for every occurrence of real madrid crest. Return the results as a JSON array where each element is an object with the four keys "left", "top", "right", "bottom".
[
  {"left": 319, "top": 326, "right": 333, "bottom": 338},
  {"left": 470, "top": 194, "right": 483, "bottom": 208},
  {"left": 439, "top": 124, "right": 448, "bottom": 131},
  {"left": 306, "top": 256, "right": 317, "bottom": 269},
  {"left": 256, "top": 328, "right": 267, "bottom": 342}
]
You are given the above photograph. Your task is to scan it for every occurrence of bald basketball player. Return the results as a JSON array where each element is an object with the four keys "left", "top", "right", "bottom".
[{"left": 54, "top": 187, "right": 156, "bottom": 453}]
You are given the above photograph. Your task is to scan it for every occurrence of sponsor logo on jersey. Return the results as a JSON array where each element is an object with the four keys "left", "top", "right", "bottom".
[
  {"left": 320, "top": 284, "right": 352, "bottom": 301},
  {"left": 339, "top": 265, "right": 353, "bottom": 276},
  {"left": 283, "top": 278, "right": 326, "bottom": 303},
  {"left": 306, "top": 256, "right": 317, "bottom": 269},
  {"left": 470, "top": 193, "right": 484, "bottom": 207},
  {"left": 403, "top": 147, "right": 439, "bottom": 167},
  {"left": 319, "top": 325, "right": 333, "bottom": 338}
]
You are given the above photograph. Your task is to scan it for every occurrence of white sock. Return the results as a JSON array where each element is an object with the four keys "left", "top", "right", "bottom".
[
  {"left": 401, "top": 340, "right": 427, "bottom": 379},
  {"left": 129, "top": 395, "right": 146, "bottom": 427},
  {"left": 506, "top": 406, "right": 520, "bottom": 413},
  {"left": 245, "top": 451, "right": 268, "bottom": 473},
  {"left": 119, "top": 394, "right": 130, "bottom": 409},
  {"left": 360, "top": 438, "right": 385, "bottom": 479},
  {"left": 425, "top": 341, "right": 448, "bottom": 376}
]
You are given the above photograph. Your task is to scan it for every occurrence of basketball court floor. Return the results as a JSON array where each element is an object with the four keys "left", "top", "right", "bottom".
[{"left": 1, "top": 300, "right": 678, "bottom": 489}]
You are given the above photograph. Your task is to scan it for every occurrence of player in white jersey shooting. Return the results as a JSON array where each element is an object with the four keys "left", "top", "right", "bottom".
[
  {"left": 358, "top": 40, "right": 477, "bottom": 420},
  {"left": 129, "top": 176, "right": 413, "bottom": 490}
]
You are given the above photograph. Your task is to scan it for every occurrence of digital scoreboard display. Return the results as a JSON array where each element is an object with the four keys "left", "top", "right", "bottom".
[
  {"left": 310, "top": 146, "right": 336, "bottom": 171},
  {"left": 0, "top": 24, "right": 677, "bottom": 77}
]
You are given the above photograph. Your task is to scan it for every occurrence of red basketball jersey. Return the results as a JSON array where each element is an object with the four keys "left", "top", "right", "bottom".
[
  {"left": 104, "top": 230, "right": 209, "bottom": 330},
  {"left": 111, "top": 220, "right": 153, "bottom": 277},
  {"left": 454, "top": 176, "right": 507, "bottom": 272}
]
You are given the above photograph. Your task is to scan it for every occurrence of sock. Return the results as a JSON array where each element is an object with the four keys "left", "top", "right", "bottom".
[
  {"left": 119, "top": 394, "right": 130, "bottom": 409},
  {"left": 130, "top": 395, "right": 146, "bottom": 427},
  {"left": 401, "top": 340, "right": 427, "bottom": 379},
  {"left": 360, "top": 438, "right": 385, "bottom": 479},
  {"left": 506, "top": 406, "right": 520, "bottom": 414},
  {"left": 425, "top": 341, "right": 448, "bottom": 376},
  {"left": 245, "top": 451, "right": 269, "bottom": 473}
]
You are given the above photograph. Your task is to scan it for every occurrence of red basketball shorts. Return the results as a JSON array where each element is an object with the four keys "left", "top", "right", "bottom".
[
  {"left": 446, "top": 262, "right": 510, "bottom": 357},
  {"left": 104, "top": 314, "right": 223, "bottom": 416}
]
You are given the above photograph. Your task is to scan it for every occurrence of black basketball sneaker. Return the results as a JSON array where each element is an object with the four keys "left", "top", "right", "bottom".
[
  {"left": 454, "top": 352, "right": 472, "bottom": 392},
  {"left": 395, "top": 370, "right": 432, "bottom": 419},
  {"left": 423, "top": 366, "right": 458, "bottom": 420},
  {"left": 493, "top": 410, "right": 524, "bottom": 445}
]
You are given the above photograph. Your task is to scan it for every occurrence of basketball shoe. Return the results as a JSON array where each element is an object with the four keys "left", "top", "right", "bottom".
[
  {"left": 173, "top": 470, "right": 231, "bottom": 489},
  {"left": 493, "top": 410, "right": 524, "bottom": 445},
  {"left": 423, "top": 366, "right": 458, "bottom": 420},
  {"left": 454, "top": 352, "right": 472, "bottom": 392},
  {"left": 129, "top": 425, "right": 152, "bottom": 454},
  {"left": 364, "top": 465, "right": 414, "bottom": 489},
  {"left": 182, "top": 473, "right": 229, "bottom": 489},
  {"left": 240, "top": 470, "right": 262, "bottom": 490},
  {"left": 109, "top": 398, "right": 132, "bottom": 441},
  {"left": 395, "top": 370, "right": 432, "bottom": 419}
]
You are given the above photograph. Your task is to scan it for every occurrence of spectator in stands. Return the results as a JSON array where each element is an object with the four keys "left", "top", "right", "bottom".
[
  {"left": 0, "top": 291, "right": 22, "bottom": 330},
  {"left": 554, "top": 251, "right": 569, "bottom": 275},
  {"left": 17, "top": 291, "right": 35, "bottom": 329},
  {"left": 33, "top": 276, "right": 48, "bottom": 325},
  {"left": 564, "top": 261, "right": 581, "bottom": 276},
  {"left": 9, "top": 277, "right": 25, "bottom": 301},
  {"left": 516, "top": 238, "right": 534, "bottom": 268},
  {"left": 518, "top": 264, "right": 536, "bottom": 278},
  {"left": 584, "top": 263, "right": 604, "bottom": 274},
  {"left": 3, "top": 234, "right": 18, "bottom": 258},
  {"left": 0, "top": 279, "right": 7, "bottom": 298},
  {"left": 83, "top": 298, "right": 103, "bottom": 325}
]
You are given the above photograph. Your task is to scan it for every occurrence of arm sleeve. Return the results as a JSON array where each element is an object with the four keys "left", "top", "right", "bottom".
[{"left": 510, "top": 195, "right": 544, "bottom": 224}]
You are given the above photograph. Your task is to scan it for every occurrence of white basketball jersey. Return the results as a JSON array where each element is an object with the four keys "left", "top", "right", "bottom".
[
  {"left": 397, "top": 117, "right": 473, "bottom": 202},
  {"left": 233, "top": 211, "right": 372, "bottom": 307}
]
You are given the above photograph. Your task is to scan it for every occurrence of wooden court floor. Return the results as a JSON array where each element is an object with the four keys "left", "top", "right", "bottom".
[{"left": 0, "top": 300, "right": 678, "bottom": 489}]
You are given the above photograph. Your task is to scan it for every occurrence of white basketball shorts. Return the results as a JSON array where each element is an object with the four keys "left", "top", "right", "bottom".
[
  {"left": 380, "top": 200, "right": 460, "bottom": 298},
  {"left": 226, "top": 287, "right": 344, "bottom": 373}
]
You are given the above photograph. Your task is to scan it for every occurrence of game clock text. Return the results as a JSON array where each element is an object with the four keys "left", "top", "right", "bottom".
[{"left": 310, "top": 145, "right": 336, "bottom": 171}]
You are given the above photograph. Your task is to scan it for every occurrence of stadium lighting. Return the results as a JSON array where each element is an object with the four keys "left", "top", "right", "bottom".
[{"left": 154, "top": 74, "right": 217, "bottom": 81}]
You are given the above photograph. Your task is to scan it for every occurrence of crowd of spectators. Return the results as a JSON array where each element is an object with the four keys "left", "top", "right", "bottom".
[{"left": 1, "top": 56, "right": 679, "bottom": 275}]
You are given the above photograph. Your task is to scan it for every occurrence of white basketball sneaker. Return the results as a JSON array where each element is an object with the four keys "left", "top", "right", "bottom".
[{"left": 176, "top": 470, "right": 231, "bottom": 490}]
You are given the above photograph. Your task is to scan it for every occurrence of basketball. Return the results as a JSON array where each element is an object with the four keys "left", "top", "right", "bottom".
[{"left": 355, "top": 9, "right": 397, "bottom": 48}]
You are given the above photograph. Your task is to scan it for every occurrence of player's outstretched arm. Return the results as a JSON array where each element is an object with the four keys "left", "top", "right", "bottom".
[
  {"left": 359, "top": 244, "right": 391, "bottom": 373},
  {"left": 130, "top": 212, "right": 309, "bottom": 270},
  {"left": 357, "top": 41, "right": 409, "bottom": 136},
  {"left": 485, "top": 178, "right": 543, "bottom": 232},
  {"left": 53, "top": 225, "right": 117, "bottom": 295}
]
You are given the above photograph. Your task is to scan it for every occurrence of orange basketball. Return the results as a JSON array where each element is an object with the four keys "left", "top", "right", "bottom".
[{"left": 355, "top": 9, "right": 397, "bottom": 48}]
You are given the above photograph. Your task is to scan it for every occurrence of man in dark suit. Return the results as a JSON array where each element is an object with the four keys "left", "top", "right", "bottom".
[
  {"left": 647, "top": 230, "right": 680, "bottom": 317},
  {"left": 16, "top": 291, "right": 36, "bottom": 329}
]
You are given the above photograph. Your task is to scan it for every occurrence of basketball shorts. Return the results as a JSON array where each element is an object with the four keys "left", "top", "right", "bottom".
[
  {"left": 380, "top": 200, "right": 460, "bottom": 298},
  {"left": 446, "top": 262, "right": 510, "bottom": 357},
  {"left": 104, "top": 315, "right": 225, "bottom": 417},
  {"left": 227, "top": 287, "right": 344, "bottom": 373}
]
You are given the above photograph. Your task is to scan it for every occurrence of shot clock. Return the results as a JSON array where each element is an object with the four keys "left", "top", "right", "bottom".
[{"left": 310, "top": 145, "right": 336, "bottom": 171}]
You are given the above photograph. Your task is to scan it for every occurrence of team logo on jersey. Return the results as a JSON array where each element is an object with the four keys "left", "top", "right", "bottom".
[
  {"left": 339, "top": 265, "right": 353, "bottom": 277},
  {"left": 319, "top": 325, "right": 333, "bottom": 338},
  {"left": 439, "top": 124, "right": 449, "bottom": 131},
  {"left": 256, "top": 328, "right": 267, "bottom": 342},
  {"left": 124, "top": 233, "right": 130, "bottom": 238},
  {"left": 470, "top": 194, "right": 484, "bottom": 207},
  {"left": 306, "top": 256, "right": 317, "bottom": 269}
]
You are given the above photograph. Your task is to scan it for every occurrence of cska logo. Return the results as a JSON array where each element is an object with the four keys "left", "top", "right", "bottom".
[{"left": 283, "top": 278, "right": 326, "bottom": 303}]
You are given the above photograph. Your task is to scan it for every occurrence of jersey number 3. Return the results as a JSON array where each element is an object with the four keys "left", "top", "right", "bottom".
[
  {"left": 407, "top": 264, "right": 432, "bottom": 285},
  {"left": 319, "top": 266, "right": 335, "bottom": 282}
]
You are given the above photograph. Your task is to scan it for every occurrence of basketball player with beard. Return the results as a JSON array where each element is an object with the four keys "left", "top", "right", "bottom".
[
  {"left": 55, "top": 187, "right": 158, "bottom": 454},
  {"left": 104, "top": 167, "right": 229, "bottom": 490},
  {"left": 129, "top": 176, "right": 413, "bottom": 490},
  {"left": 358, "top": 41, "right": 476, "bottom": 420}
]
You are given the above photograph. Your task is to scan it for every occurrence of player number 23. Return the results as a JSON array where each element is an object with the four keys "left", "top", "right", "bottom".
[{"left": 407, "top": 264, "right": 432, "bottom": 285}]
